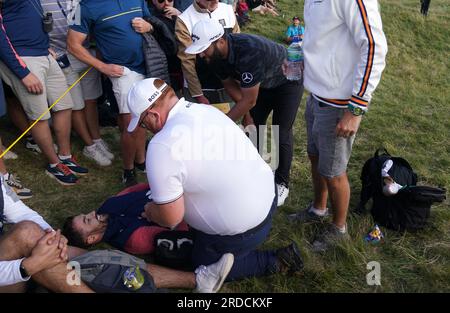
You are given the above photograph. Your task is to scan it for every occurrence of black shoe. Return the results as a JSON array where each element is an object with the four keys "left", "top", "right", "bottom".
[
  {"left": 276, "top": 242, "right": 304, "bottom": 274},
  {"left": 122, "top": 169, "right": 137, "bottom": 187},
  {"left": 134, "top": 161, "right": 146, "bottom": 173}
]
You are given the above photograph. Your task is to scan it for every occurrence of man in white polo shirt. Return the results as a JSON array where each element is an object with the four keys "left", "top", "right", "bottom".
[{"left": 127, "top": 78, "right": 304, "bottom": 281}]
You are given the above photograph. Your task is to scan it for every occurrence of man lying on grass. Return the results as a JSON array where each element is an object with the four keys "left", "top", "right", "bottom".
[
  {"left": 0, "top": 177, "right": 233, "bottom": 293},
  {"left": 62, "top": 186, "right": 189, "bottom": 255}
]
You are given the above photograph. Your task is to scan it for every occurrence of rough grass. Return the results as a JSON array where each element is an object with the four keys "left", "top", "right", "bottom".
[{"left": 0, "top": 0, "right": 449, "bottom": 292}]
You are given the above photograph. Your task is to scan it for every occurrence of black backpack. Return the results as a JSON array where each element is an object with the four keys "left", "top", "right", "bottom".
[{"left": 355, "top": 149, "right": 446, "bottom": 231}]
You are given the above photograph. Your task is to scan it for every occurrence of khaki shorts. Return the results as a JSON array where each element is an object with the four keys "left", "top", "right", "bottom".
[
  {"left": 0, "top": 55, "right": 73, "bottom": 121},
  {"left": 305, "top": 95, "right": 356, "bottom": 178},
  {"left": 109, "top": 67, "right": 145, "bottom": 114},
  {"left": 62, "top": 57, "right": 102, "bottom": 111}
]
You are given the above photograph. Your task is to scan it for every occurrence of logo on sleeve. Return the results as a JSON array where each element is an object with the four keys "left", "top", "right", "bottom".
[{"left": 242, "top": 72, "right": 253, "bottom": 84}]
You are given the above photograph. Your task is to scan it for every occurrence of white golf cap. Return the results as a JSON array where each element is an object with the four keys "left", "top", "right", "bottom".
[
  {"left": 185, "top": 18, "right": 225, "bottom": 55},
  {"left": 127, "top": 78, "right": 168, "bottom": 132}
]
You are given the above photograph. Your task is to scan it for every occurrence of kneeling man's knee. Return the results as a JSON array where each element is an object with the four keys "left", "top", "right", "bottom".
[{"left": 11, "top": 221, "right": 46, "bottom": 250}]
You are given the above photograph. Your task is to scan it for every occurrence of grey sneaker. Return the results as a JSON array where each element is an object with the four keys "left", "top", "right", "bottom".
[
  {"left": 312, "top": 224, "right": 349, "bottom": 253},
  {"left": 194, "top": 253, "right": 234, "bottom": 293},
  {"left": 82, "top": 145, "right": 112, "bottom": 166},
  {"left": 288, "top": 202, "right": 329, "bottom": 223}
]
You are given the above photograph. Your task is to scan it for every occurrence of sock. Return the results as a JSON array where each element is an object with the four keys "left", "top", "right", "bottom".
[
  {"left": 3, "top": 172, "right": 9, "bottom": 180},
  {"left": 335, "top": 224, "right": 347, "bottom": 234},
  {"left": 59, "top": 154, "right": 72, "bottom": 160},
  {"left": 85, "top": 144, "right": 96, "bottom": 152},
  {"left": 93, "top": 139, "right": 102, "bottom": 144},
  {"left": 310, "top": 206, "right": 328, "bottom": 216},
  {"left": 50, "top": 163, "right": 58, "bottom": 168}
]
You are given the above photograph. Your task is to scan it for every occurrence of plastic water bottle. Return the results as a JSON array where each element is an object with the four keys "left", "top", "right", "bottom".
[{"left": 286, "top": 37, "right": 303, "bottom": 81}]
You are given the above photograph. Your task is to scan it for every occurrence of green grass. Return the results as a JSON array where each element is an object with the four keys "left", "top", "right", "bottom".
[{"left": 1, "top": 0, "right": 449, "bottom": 292}]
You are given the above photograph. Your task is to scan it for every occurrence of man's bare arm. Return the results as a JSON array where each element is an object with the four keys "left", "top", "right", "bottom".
[
  {"left": 143, "top": 196, "right": 185, "bottom": 229},
  {"left": 67, "top": 29, "right": 123, "bottom": 77}
]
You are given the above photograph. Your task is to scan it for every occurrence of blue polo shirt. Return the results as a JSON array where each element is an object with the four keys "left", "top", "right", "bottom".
[{"left": 70, "top": 0, "right": 150, "bottom": 74}]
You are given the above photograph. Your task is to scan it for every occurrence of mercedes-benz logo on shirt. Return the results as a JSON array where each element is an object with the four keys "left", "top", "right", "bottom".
[{"left": 242, "top": 72, "right": 253, "bottom": 84}]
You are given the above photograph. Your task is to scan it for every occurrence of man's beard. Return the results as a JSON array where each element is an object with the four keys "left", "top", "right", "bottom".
[{"left": 206, "top": 45, "right": 224, "bottom": 67}]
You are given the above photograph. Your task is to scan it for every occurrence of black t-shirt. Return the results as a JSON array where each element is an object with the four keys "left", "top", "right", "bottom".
[{"left": 216, "top": 33, "right": 288, "bottom": 90}]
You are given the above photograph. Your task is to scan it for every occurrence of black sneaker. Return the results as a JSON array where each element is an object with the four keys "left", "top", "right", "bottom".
[
  {"left": 134, "top": 161, "right": 146, "bottom": 173},
  {"left": 276, "top": 242, "right": 304, "bottom": 274},
  {"left": 122, "top": 169, "right": 138, "bottom": 187},
  {"left": 45, "top": 163, "right": 78, "bottom": 186},
  {"left": 60, "top": 157, "right": 89, "bottom": 176}
]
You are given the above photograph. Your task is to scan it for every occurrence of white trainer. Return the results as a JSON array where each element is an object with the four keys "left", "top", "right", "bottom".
[
  {"left": 95, "top": 139, "right": 114, "bottom": 160},
  {"left": 194, "top": 253, "right": 234, "bottom": 293},
  {"left": 82, "top": 145, "right": 112, "bottom": 166},
  {"left": 1, "top": 147, "right": 18, "bottom": 160},
  {"left": 277, "top": 183, "right": 289, "bottom": 207}
]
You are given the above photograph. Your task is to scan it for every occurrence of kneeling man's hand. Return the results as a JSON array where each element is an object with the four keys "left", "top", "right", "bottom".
[
  {"left": 22, "top": 230, "right": 65, "bottom": 276},
  {"left": 336, "top": 111, "right": 362, "bottom": 138}
]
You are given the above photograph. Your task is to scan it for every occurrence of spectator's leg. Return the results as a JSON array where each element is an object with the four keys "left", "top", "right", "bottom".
[
  {"left": 0, "top": 221, "right": 46, "bottom": 293},
  {"left": 146, "top": 263, "right": 196, "bottom": 289},
  {"left": 110, "top": 70, "right": 146, "bottom": 170},
  {"left": 117, "top": 113, "right": 138, "bottom": 170},
  {"left": 325, "top": 174, "right": 350, "bottom": 229},
  {"left": 84, "top": 99, "right": 101, "bottom": 140},
  {"left": 305, "top": 95, "right": 328, "bottom": 210},
  {"left": 30, "top": 120, "right": 60, "bottom": 164},
  {"left": 0, "top": 153, "right": 6, "bottom": 173},
  {"left": 52, "top": 109, "right": 73, "bottom": 157},
  {"left": 5, "top": 93, "right": 31, "bottom": 134},
  {"left": 271, "top": 81, "right": 303, "bottom": 186},
  {"left": 46, "top": 57, "right": 75, "bottom": 158}
]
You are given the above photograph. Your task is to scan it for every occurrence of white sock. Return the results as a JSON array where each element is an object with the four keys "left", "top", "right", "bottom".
[
  {"left": 93, "top": 139, "right": 102, "bottom": 143},
  {"left": 310, "top": 206, "right": 328, "bottom": 216},
  {"left": 335, "top": 224, "right": 347, "bottom": 234},
  {"left": 59, "top": 154, "right": 72, "bottom": 160},
  {"left": 3, "top": 172, "right": 9, "bottom": 180},
  {"left": 85, "top": 144, "right": 96, "bottom": 152},
  {"left": 50, "top": 163, "right": 58, "bottom": 168}
]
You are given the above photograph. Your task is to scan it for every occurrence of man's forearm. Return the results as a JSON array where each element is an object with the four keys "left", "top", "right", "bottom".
[
  {"left": 227, "top": 98, "right": 255, "bottom": 122},
  {"left": 67, "top": 43, "right": 105, "bottom": 73},
  {"left": 222, "top": 80, "right": 242, "bottom": 103}
]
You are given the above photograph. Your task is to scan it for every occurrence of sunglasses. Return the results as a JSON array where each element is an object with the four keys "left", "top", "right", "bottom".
[{"left": 157, "top": 0, "right": 173, "bottom": 3}]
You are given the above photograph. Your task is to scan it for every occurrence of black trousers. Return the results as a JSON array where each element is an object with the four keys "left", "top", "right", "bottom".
[{"left": 250, "top": 80, "right": 304, "bottom": 186}]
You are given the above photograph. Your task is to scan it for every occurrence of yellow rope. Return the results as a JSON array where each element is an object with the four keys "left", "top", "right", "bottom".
[{"left": 0, "top": 66, "right": 93, "bottom": 159}]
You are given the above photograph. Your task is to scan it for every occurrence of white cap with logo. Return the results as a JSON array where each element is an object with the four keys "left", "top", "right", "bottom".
[
  {"left": 127, "top": 78, "right": 168, "bottom": 132},
  {"left": 185, "top": 18, "right": 225, "bottom": 55}
]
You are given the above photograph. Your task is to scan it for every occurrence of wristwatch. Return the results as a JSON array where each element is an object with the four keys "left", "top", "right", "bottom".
[
  {"left": 20, "top": 259, "right": 30, "bottom": 279},
  {"left": 348, "top": 103, "right": 366, "bottom": 116}
]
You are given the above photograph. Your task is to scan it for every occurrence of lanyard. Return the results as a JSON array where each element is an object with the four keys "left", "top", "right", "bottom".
[{"left": 56, "top": 0, "right": 67, "bottom": 18}]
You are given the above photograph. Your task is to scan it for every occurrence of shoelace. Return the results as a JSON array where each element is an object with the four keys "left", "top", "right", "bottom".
[
  {"left": 6, "top": 174, "right": 23, "bottom": 189},
  {"left": 57, "top": 163, "right": 73, "bottom": 176},
  {"left": 195, "top": 265, "right": 208, "bottom": 276}
]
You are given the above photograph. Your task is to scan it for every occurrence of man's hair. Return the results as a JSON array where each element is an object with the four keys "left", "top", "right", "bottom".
[{"left": 62, "top": 216, "right": 90, "bottom": 249}]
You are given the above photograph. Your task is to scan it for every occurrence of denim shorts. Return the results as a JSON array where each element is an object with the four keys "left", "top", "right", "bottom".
[{"left": 305, "top": 95, "right": 355, "bottom": 178}]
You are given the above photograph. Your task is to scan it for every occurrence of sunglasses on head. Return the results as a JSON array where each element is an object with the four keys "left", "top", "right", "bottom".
[{"left": 157, "top": 0, "right": 173, "bottom": 3}]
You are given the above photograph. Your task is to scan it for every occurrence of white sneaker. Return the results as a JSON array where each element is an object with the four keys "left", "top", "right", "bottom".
[
  {"left": 82, "top": 145, "right": 112, "bottom": 166},
  {"left": 1, "top": 146, "right": 18, "bottom": 160},
  {"left": 277, "top": 183, "right": 289, "bottom": 207},
  {"left": 95, "top": 139, "right": 114, "bottom": 160},
  {"left": 194, "top": 253, "right": 234, "bottom": 293}
]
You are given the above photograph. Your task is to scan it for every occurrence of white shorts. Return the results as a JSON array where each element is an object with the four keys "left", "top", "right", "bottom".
[
  {"left": 63, "top": 54, "right": 103, "bottom": 111},
  {"left": 109, "top": 67, "right": 145, "bottom": 114}
]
